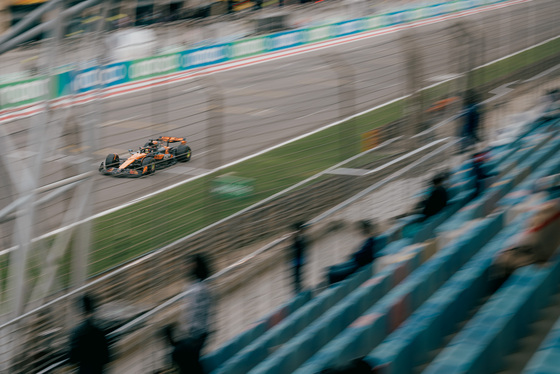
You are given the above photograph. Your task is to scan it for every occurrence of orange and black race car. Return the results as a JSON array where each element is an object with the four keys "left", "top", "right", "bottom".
[{"left": 99, "top": 136, "right": 192, "bottom": 177}]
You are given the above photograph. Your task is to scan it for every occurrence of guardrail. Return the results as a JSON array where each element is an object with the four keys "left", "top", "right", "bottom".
[{"left": 0, "top": 0, "right": 516, "bottom": 113}]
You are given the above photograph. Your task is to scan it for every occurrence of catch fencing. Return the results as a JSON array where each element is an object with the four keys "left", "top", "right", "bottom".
[{"left": 0, "top": 0, "right": 559, "bottom": 371}]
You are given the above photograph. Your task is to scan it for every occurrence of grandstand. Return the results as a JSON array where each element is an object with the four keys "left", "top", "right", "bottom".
[{"left": 198, "top": 100, "right": 560, "bottom": 374}]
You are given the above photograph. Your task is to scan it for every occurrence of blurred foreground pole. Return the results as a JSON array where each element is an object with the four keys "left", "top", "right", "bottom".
[
  {"left": 401, "top": 32, "right": 425, "bottom": 147},
  {"left": 323, "top": 53, "right": 356, "bottom": 161},
  {"left": 323, "top": 52, "right": 356, "bottom": 203},
  {"left": 450, "top": 22, "right": 470, "bottom": 101},
  {"left": 25, "top": 1, "right": 110, "bottom": 311},
  {"left": 203, "top": 76, "right": 224, "bottom": 171},
  {"left": 202, "top": 75, "right": 224, "bottom": 223},
  {"left": 72, "top": 0, "right": 110, "bottom": 294},
  {"left": 0, "top": 2, "right": 64, "bottom": 372},
  {"left": 7, "top": 0, "right": 64, "bottom": 320}
]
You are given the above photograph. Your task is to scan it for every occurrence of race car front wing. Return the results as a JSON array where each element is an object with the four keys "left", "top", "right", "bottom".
[{"left": 99, "top": 162, "right": 143, "bottom": 178}]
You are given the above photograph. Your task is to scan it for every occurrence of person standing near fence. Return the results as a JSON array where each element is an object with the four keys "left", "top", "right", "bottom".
[
  {"left": 178, "top": 253, "right": 213, "bottom": 374},
  {"left": 291, "top": 222, "right": 309, "bottom": 294},
  {"left": 68, "top": 294, "right": 110, "bottom": 374},
  {"left": 163, "top": 324, "right": 202, "bottom": 374},
  {"left": 459, "top": 90, "right": 482, "bottom": 153}
]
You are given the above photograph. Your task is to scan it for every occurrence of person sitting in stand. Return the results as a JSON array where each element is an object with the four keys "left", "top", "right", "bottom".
[
  {"left": 321, "top": 357, "right": 375, "bottom": 374},
  {"left": 471, "top": 150, "right": 495, "bottom": 197},
  {"left": 328, "top": 220, "right": 379, "bottom": 285},
  {"left": 395, "top": 173, "right": 449, "bottom": 239},
  {"left": 352, "top": 220, "right": 378, "bottom": 268},
  {"left": 420, "top": 174, "right": 448, "bottom": 221},
  {"left": 459, "top": 90, "right": 482, "bottom": 153}
]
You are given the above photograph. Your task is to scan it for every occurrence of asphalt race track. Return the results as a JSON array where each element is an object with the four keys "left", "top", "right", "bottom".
[{"left": 0, "top": 0, "right": 558, "bottom": 247}]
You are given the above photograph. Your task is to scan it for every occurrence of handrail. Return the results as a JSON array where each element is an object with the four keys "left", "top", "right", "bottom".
[
  {"left": 0, "top": 0, "right": 63, "bottom": 46},
  {"left": 0, "top": 172, "right": 93, "bottom": 226},
  {"left": 0, "top": 0, "right": 103, "bottom": 55}
]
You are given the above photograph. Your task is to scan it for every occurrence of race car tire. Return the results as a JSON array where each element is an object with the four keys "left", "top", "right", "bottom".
[
  {"left": 105, "top": 154, "right": 119, "bottom": 168},
  {"left": 142, "top": 157, "right": 156, "bottom": 175},
  {"left": 176, "top": 145, "right": 191, "bottom": 162}
]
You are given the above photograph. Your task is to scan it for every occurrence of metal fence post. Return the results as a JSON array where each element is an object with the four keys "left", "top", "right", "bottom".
[
  {"left": 323, "top": 53, "right": 357, "bottom": 161},
  {"left": 202, "top": 75, "right": 224, "bottom": 223},
  {"left": 71, "top": 0, "right": 109, "bottom": 296},
  {"left": 401, "top": 32, "right": 425, "bottom": 145},
  {"left": 323, "top": 52, "right": 357, "bottom": 204}
]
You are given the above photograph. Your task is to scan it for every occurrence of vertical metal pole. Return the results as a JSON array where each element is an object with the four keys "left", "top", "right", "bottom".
[
  {"left": 130, "top": 0, "right": 139, "bottom": 26},
  {"left": 202, "top": 75, "right": 224, "bottom": 223},
  {"left": 401, "top": 32, "right": 425, "bottom": 145},
  {"left": 323, "top": 53, "right": 356, "bottom": 161},
  {"left": 323, "top": 53, "right": 356, "bottom": 205},
  {"left": 529, "top": 0, "right": 538, "bottom": 104},
  {"left": 72, "top": 0, "right": 110, "bottom": 290},
  {"left": 1, "top": 3, "right": 64, "bottom": 372},
  {"left": 8, "top": 0, "right": 64, "bottom": 319},
  {"left": 203, "top": 76, "right": 224, "bottom": 172}
]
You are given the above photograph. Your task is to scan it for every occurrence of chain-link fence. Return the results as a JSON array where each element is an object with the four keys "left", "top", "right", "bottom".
[{"left": 0, "top": 0, "right": 559, "bottom": 371}]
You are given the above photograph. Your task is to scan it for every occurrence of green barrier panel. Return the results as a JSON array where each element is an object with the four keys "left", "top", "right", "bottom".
[
  {"left": 230, "top": 36, "right": 267, "bottom": 60},
  {"left": 128, "top": 53, "right": 180, "bottom": 82},
  {"left": 365, "top": 15, "right": 382, "bottom": 30},
  {"left": 306, "top": 25, "right": 333, "bottom": 44},
  {"left": 0, "top": 76, "right": 51, "bottom": 110},
  {"left": 408, "top": 8, "right": 424, "bottom": 22}
]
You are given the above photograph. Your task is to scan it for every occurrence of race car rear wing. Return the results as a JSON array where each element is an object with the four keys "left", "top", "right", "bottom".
[{"left": 157, "top": 136, "right": 187, "bottom": 145}]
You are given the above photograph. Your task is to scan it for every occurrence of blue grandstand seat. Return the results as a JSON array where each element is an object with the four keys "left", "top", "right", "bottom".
[
  {"left": 366, "top": 212, "right": 527, "bottom": 374},
  {"left": 285, "top": 211, "right": 505, "bottom": 374},
  {"left": 437, "top": 132, "right": 560, "bottom": 237},
  {"left": 201, "top": 290, "right": 311, "bottom": 372},
  {"left": 211, "top": 264, "right": 373, "bottom": 374},
  {"left": 523, "top": 314, "right": 560, "bottom": 374},
  {"left": 367, "top": 153, "right": 560, "bottom": 373},
  {"left": 499, "top": 154, "right": 560, "bottom": 209},
  {"left": 202, "top": 116, "right": 560, "bottom": 374},
  {"left": 423, "top": 246, "right": 560, "bottom": 374},
  {"left": 247, "top": 241, "right": 427, "bottom": 374}
]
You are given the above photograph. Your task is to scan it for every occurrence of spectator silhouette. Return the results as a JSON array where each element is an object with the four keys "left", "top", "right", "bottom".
[
  {"left": 421, "top": 174, "right": 448, "bottom": 220},
  {"left": 471, "top": 151, "right": 495, "bottom": 197},
  {"left": 352, "top": 220, "right": 379, "bottom": 268},
  {"left": 177, "top": 253, "right": 213, "bottom": 373},
  {"left": 321, "top": 357, "right": 375, "bottom": 373},
  {"left": 68, "top": 294, "right": 110, "bottom": 374},
  {"left": 163, "top": 324, "right": 203, "bottom": 374},
  {"left": 328, "top": 220, "right": 379, "bottom": 285},
  {"left": 460, "top": 90, "right": 482, "bottom": 153},
  {"left": 291, "top": 221, "right": 309, "bottom": 294},
  {"left": 397, "top": 173, "right": 449, "bottom": 225}
]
